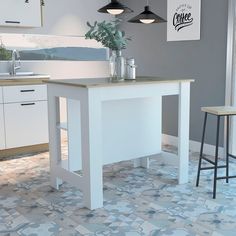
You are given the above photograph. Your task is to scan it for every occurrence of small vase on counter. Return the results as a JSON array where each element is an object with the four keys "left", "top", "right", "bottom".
[
  {"left": 125, "top": 58, "right": 137, "bottom": 80},
  {"left": 109, "top": 50, "right": 125, "bottom": 82}
]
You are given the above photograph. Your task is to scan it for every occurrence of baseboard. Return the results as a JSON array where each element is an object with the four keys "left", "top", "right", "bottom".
[
  {"left": 162, "top": 134, "right": 224, "bottom": 157},
  {"left": 0, "top": 143, "right": 49, "bottom": 160}
]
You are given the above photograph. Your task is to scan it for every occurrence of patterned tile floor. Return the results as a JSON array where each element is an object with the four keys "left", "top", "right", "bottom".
[{"left": 1, "top": 145, "right": 236, "bottom": 236}]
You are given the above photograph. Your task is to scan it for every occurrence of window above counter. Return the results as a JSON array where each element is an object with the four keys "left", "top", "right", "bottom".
[{"left": 0, "top": 34, "right": 108, "bottom": 61}]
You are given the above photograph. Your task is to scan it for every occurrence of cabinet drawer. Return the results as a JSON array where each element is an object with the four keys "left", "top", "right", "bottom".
[
  {"left": 0, "top": 87, "right": 3, "bottom": 104},
  {"left": 3, "top": 85, "right": 47, "bottom": 103},
  {"left": 0, "top": 104, "right": 5, "bottom": 150},
  {"left": 5, "top": 101, "right": 48, "bottom": 149}
]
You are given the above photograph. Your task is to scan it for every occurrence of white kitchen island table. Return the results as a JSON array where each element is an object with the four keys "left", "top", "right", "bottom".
[{"left": 45, "top": 76, "right": 194, "bottom": 210}]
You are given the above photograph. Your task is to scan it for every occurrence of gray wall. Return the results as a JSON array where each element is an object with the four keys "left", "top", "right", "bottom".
[{"left": 121, "top": 0, "right": 228, "bottom": 145}]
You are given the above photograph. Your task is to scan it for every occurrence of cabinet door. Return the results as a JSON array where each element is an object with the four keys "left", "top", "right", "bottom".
[
  {"left": 0, "top": 0, "right": 41, "bottom": 27},
  {"left": 0, "top": 104, "right": 6, "bottom": 150},
  {"left": 5, "top": 101, "right": 48, "bottom": 149}
]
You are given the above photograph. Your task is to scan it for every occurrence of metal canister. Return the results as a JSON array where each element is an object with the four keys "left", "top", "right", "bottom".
[{"left": 125, "top": 58, "right": 137, "bottom": 80}]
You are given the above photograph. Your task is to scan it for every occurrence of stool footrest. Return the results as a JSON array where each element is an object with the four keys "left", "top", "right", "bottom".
[
  {"left": 200, "top": 165, "right": 227, "bottom": 171},
  {"left": 202, "top": 156, "right": 216, "bottom": 165},
  {"left": 228, "top": 153, "right": 236, "bottom": 159},
  {"left": 216, "top": 175, "right": 236, "bottom": 180}
]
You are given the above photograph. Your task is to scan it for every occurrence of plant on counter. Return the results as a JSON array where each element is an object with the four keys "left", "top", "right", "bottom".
[
  {"left": 0, "top": 41, "right": 11, "bottom": 61},
  {"left": 85, "top": 19, "right": 131, "bottom": 81},
  {"left": 85, "top": 19, "right": 131, "bottom": 51}
]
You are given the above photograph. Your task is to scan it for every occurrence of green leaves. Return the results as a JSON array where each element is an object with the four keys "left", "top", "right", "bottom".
[
  {"left": 0, "top": 44, "right": 11, "bottom": 61},
  {"left": 85, "top": 19, "right": 131, "bottom": 51}
]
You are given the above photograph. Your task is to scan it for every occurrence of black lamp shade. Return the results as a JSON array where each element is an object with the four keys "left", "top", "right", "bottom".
[
  {"left": 128, "top": 6, "right": 166, "bottom": 23},
  {"left": 98, "top": 0, "right": 133, "bottom": 14}
]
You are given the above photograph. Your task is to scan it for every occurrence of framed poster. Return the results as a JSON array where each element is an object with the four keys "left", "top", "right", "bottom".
[{"left": 167, "top": 0, "right": 201, "bottom": 41}]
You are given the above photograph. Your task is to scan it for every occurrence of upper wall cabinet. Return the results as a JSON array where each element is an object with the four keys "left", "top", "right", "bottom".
[{"left": 0, "top": 0, "right": 42, "bottom": 27}]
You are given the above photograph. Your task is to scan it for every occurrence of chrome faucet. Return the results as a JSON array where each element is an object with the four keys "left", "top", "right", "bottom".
[{"left": 10, "top": 49, "right": 21, "bottom": 76}]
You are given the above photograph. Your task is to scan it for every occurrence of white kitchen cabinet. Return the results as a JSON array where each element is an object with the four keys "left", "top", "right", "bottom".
[
  {"left": 0, "top": 104, "right": 5, "bottom": 150},
  {"left": 0, "top": 83, "right": 48, "bottom": 150},
  {"left": 0, "top": 0, "right": 41, "bottom": 27},
  {"left": 4, "top": 101, "right": 48, "bottom": 148}
]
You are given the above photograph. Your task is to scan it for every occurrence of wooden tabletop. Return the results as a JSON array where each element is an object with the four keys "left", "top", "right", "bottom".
[
  {"left": 201, "top": 106, "right": 236, "bottom": 116},
  {"left": 45, "top": 76, "right": 195, "bottom": 88},
  {"left": 0, "top": 75, "right": 50, "bottom": 86}
]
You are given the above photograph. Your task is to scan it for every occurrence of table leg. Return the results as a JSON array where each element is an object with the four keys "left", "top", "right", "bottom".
[
  {"left": 81, "top": 91, "right": 103, "bottom": 210},
  {"left": 133, "top": 157, "right": 150, "bottom": 168},
  {"left": 178, "top": 82, "right": 190, "bottom": 184},
  {"left": 67, "top": 99, "right": 82, "bottom": 172},
  {"left": 47, "top": 92, "right": 62, "bottom": 189}
]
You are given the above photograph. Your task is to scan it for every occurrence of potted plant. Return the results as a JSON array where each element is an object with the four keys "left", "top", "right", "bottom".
[
  {"left": 85, "top": 19, "right": 131, "bottom": 81},
  {"left": 0, "top": 41, "right": 11, "bottom": 61}
]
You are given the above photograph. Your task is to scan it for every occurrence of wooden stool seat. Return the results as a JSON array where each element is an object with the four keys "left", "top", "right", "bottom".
[
  {"left": 196, "top": 106, "right": 236, "bottom": 198},
  {"left": 201, "top": 106, "right": 236, "bottom": 116}
]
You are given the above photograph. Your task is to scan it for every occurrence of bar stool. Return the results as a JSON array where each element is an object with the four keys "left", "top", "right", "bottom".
[{"left": 196, "top": 106, "right": 236, "bottom": 198}]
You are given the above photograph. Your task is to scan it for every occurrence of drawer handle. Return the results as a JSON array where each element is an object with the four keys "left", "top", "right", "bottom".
[
  {"left": 5, "top": 21, "right": 20, "bottom": 24},
  {"left": 20, "top": 89, "right": 35, "bottom": 93},
  {"left": 21, "top": 103, "right": 35, "bottom": 106}
]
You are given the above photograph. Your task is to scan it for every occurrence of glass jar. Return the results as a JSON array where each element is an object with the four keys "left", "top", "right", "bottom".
[{"left": 109, "top": 50, "right": 125, "bottom": 81}]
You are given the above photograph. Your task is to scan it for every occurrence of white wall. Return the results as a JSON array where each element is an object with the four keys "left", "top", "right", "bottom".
[{"left": 0, "top": 0, "right": 112, "bottom": 79}]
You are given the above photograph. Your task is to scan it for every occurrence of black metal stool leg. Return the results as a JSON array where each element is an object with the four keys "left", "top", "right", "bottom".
[
  {"left": 226, "top": 115, "right": 230, "bottom": 183},
  {"left": 196, "top": 112, "right": 208, "bottom": 187},
  {"left": 213, "top": 116, "right": 220, "bottom": 199}
]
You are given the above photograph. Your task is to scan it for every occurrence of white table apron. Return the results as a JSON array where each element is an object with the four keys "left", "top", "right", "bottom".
[{"left": 47, "top": 81, "right": 191, "bottom": 210}]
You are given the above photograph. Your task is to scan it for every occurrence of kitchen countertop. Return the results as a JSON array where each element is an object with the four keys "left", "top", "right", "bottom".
[
  {"left": 0, "top": 74, "right": 50, "bottom": 86},
  {"left": 45, "top": 76, "right": 194, "bottom": 88}
]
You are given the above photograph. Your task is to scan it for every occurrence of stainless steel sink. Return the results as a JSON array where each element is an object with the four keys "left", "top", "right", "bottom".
[
  {"left": 0, "top": 73, "right": 10, "bottom": 76},
  {"left": 0, "top": 72, "right": 50, "bottom": 80},
  {"left": 15, "top": 72, "right": 35, "bottom": 76}
]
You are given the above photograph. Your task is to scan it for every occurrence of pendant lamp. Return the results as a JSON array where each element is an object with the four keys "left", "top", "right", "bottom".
[
  {"left": 128, "top": 0, "right": 166, "bottom": 24},
  {"left": 98, "top": 0, "right": 133, "bottom": 15}
]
